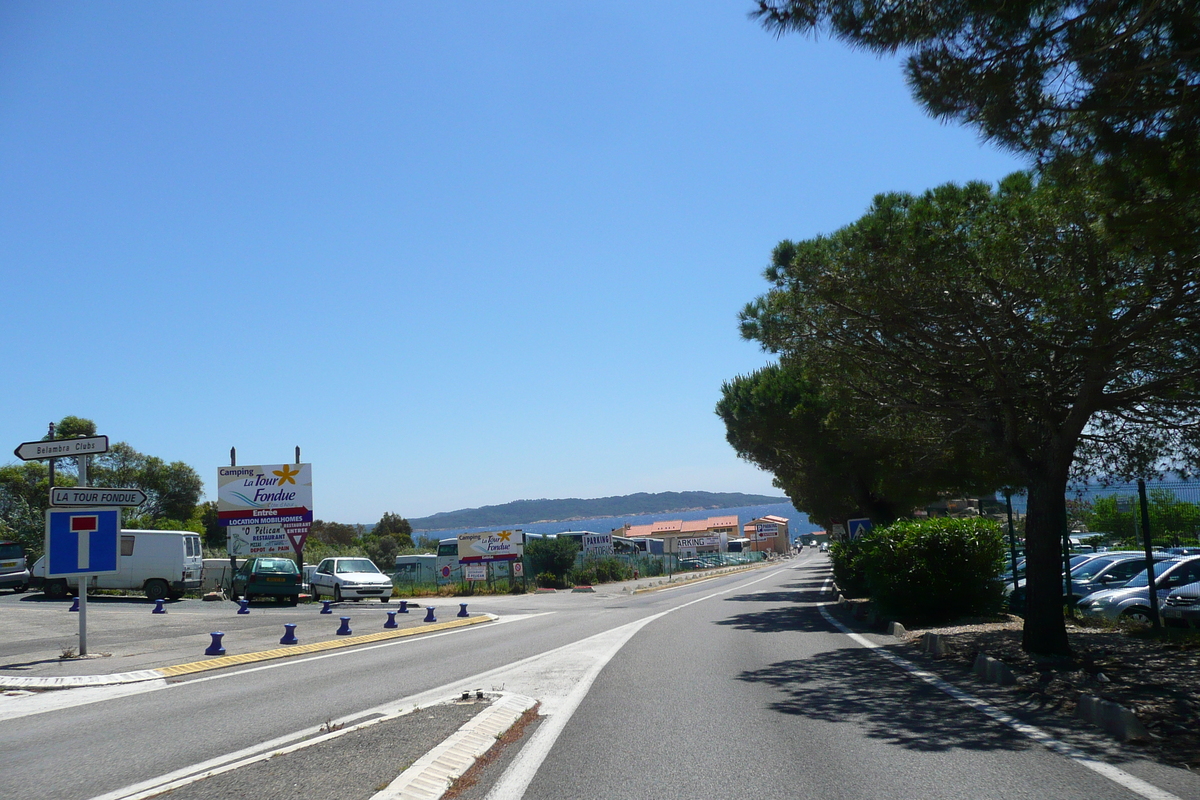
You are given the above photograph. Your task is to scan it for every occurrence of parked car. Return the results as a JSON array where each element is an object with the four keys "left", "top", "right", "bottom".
[
  {"left": 30, "top": 529, "right": 203, "bottom": 600},
  {"left": 1163, "top": 547, "right": 1200, "bottom": 556},
  {"left": 1067, "top": 551, "right": 1174, "bottom": 605},
  {"left": 1078, "top": 556, "right": 1200, "bottom": 624},
  {"left": 1162, "top": 579, "right": 1200, "bottom": 628},
  {"left": 230, "top": 557, "right": 301, "bottom": 604},
  {"left": 0, "top": 541, "right": 30, "bottom": 593},
  {"left": 309, "top": 557, "right": 393, "bottom": 602}
]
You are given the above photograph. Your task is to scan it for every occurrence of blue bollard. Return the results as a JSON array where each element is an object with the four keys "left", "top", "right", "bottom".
[
  {"left": 423, "top": 606, "right": 436, "bottom": 623},
  {"left": 320, "top": 600, "right": 333, "bottom": 614},
  {"left": 384, "top": 611, "right": 398, "bottom": 629},
  {"left": 336, "top": 616, "right": 352, "bottom": 635},
  {"left": 68, "top": 598, "right": 80, "bottom": 612},
  {"left": 205, "top": 632, "right": 226, "bottom": 656},
  {"left": 280, "top": 623, "right": 298, "bottom": 645},
  {"left": 457, "top": 603, "right": 469, "bottom": 618},
  {"left": 237, "top": 599, "right": 250, "bottom": 615},
  {"left": 153, "top": 598, "right": 167, "bottom": 614},
  {"left": 398, "top": 600, "right": 409, "bottom": 613}
]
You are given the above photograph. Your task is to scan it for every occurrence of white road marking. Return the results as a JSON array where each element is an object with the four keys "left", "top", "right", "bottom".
[
  {"left": 0, "top": 612, "right": 552, "bottom": 722},
  {"left": 815, "top": 571, "right": 1184, "bottom": 800},
  {"left": 87, "top": 569, "right": 789, "bottom": 800}
]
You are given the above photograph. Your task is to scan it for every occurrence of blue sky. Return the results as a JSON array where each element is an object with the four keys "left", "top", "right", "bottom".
[{"left": 0, "top": 2, "right": 1027, "bottom": 522}]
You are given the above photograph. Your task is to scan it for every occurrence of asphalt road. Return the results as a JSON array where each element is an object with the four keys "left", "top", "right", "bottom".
[{"left": 2, "top": 552, "right": 1197, "bottom": 800}]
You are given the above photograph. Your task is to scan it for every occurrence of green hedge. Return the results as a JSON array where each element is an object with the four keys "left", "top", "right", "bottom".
[{"left": 834, "top": 517, "right": 1006, "bottom": 623}]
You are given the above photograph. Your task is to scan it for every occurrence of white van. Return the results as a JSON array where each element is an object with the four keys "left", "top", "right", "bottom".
[{"left": 32, "top": 529, "right": 204, "bottom": 600}]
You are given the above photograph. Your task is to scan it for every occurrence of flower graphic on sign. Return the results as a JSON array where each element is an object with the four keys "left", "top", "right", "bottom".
[
  {"left": 497, "top": 530, "right": 512, "bottom": 542},
  {"left": 273, "top": 465, "right": 299, "bottom": 485}
]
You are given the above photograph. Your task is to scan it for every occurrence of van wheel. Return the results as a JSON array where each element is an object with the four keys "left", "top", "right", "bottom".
[
  {"left": 144, "top": 579, "right": 169, "bottom": 601},
  {"left": 45, "top": 580, "right": 69, "bottom": 600}
]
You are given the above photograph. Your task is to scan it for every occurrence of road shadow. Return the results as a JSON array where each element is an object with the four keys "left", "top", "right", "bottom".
[
  {"left": 737, "top": 648, "right": 1029, "bottom": 754},
  {"left": 715, "top": 597, "right": 836, "bottom": 633}
]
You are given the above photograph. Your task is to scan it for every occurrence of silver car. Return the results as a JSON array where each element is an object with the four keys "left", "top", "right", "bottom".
[
  {"left": 1162, "top": 578, "right": 1200, "bottom": 628},
  {"left": 1079, "top": 556, "right": 1200, "bottom": 624}
]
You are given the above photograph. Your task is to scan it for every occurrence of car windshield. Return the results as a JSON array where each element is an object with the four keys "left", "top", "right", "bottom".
[
  {"left": 1125, "top": 559, "right": 1183, "bottom": 588},
  {"left": 255, "top": 559, "right": 298, "bottom": 574},
  {"left": 335, "top": 559, "right": 381, "bottom": 574},
  {"left": 1072, "top": 558, "right": 1117, "bottom": 579}
]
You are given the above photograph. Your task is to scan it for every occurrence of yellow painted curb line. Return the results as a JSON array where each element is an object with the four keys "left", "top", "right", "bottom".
[{"left": 155, "top": 614, "right": 492, "bottom": 678}]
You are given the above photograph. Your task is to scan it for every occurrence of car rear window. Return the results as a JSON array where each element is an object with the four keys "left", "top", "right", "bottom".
[
  {"left": 0, "top": 543, "right": 24, "bottom": 559},
  {"left": 256, "top": 559, "right": 298, "bottom": 573}
]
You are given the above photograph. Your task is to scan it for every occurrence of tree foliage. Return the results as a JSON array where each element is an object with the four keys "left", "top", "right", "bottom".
[
  {"left": 373, "top": 512, "right": 414, "bottom": 548},
  {"left": 717, "top": 360, "right": 1009, "bottom": 525},
  {"left": 1, "top": 417, "right": 206, "bottom": 558},
  {"left": 752, "top": 1, "right": 1200, "bottom": 163},
  {"left": 739, "top": 171, "right": 1200, "bottom": 655}
]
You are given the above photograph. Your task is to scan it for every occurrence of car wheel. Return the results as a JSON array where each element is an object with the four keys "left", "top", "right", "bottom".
[
  {"left": 144, "top": 579, "right": 169, "bottom": 601},
  {"left": 288, "top": 595, "right": 298, "bottom": 607},
  {"left": 380, "top": 596, "right": 389, "bottom": 603},
  {"left": 334, "top": 586, "right": 342, "bottom": 603},
  {"left": 1122, "top": 607, "right": 1154, "bottom": 626},
  {"left": 229, "top": 590, "right": 240, "bottom": 601},
  {"left": 44, "top": 580, "right": 68, "bottom": 600},
  {"left": 245, "top": 593, "right": 255, "bottom": 602},
  {"left": 15, "top": 583, "right": 28, "bottom": 594},
  {"left": 310, "top": 584, "right": 320, "bottom": 599}
]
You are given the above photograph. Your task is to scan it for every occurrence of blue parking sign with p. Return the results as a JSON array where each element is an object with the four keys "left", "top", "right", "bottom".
[{"left": 46, "top": 508, "right": 121, "bottom": 577}]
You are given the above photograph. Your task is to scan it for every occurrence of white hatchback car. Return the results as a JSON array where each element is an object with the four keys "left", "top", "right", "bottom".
[{"left": 310, "top": 557, "right": 394, "bottom": 602}]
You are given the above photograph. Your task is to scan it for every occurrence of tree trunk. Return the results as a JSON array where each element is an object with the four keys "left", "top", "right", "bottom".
[{"left": 1021, "top": 471, "right": 1072, "bottom": 657}]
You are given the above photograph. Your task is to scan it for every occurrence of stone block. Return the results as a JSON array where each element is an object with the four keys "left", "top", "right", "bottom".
[
  {"left": 1076, "top": 695, "right": 1150, "bottom": 742},
  {"left": 888, "top": 622, "right": 907, "bottom": 638}
]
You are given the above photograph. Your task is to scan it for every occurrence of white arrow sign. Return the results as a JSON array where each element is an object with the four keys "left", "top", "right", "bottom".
[
  {"left": 14, "top": 435, "right": 109, "bottom": 461},
  {"left": 51, "top": 487, "right": 147, "bottom": 507}
]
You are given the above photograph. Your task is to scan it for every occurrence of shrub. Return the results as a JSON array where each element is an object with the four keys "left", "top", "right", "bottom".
[
  {"left": 864, "top": 517, "right": 1006, "bottom": 624},
  {"left": 526, "top": 537, "right": 580, "bottom": 584},
  {"left": 829, "top": 538, "right": 871, "bottom": 597}
]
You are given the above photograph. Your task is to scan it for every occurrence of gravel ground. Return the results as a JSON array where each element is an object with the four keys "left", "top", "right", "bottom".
[{"left": 832, "top": 605, "right": 1200, "bottom": 770}]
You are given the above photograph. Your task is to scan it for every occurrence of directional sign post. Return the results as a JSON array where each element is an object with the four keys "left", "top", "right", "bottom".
[
  {"left": 50, "top": 487, "right": 147, "bottom": 507},
  {"left": 14, "top": 435, "right": 109, "bottom": 461}
]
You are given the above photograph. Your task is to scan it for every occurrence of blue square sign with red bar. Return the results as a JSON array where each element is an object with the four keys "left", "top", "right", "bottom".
[{"left": 45, "top": 507, "right": 121, "bottom": 577}]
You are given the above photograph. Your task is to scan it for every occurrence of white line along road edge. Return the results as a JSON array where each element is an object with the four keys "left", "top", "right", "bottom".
[{"left": 816, "top": 575, "right": 1185, "bottom": 800}]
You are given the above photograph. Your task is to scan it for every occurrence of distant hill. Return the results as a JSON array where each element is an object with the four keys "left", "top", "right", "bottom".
[{"left": 408, "top": 491, "right": 787, "bottom": 531}]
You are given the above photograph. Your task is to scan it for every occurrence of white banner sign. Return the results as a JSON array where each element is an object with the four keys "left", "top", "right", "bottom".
[
  {"left": 226, "top": 523, "right": 291, "bottom": 557},
  {"left": 458, "top": 530, "right": 523, "bottom": 562},
  {"left": 464, "top": 564, "right": 487, "bottom": 581},
  {"left": 582, "top": 532, "right": 614, "bottom": 555},
  {"left": 678, "top": 536, "right": 719, "bottom": 548},
  {"left": 218, "top": 463, "right": 313, "bottom": 555}
]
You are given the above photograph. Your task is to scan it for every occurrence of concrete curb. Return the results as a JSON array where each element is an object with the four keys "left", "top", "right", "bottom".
[
  {"left": 0, "top": 614, "right": 495, "bottom": 689},
  {"left": 371, "top": 692, "right": 538, "bottom": 800},
  {"left": 1076, "top": 694, "right": 1151, "bottom": 742},
  {"left": 972, "top": 653, "right": 1017, "bottom": 686}
]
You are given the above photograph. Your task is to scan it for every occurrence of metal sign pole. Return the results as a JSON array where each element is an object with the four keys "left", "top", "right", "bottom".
[{"left": 78, "top": 453, "right": 88, "bottom": 656}]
